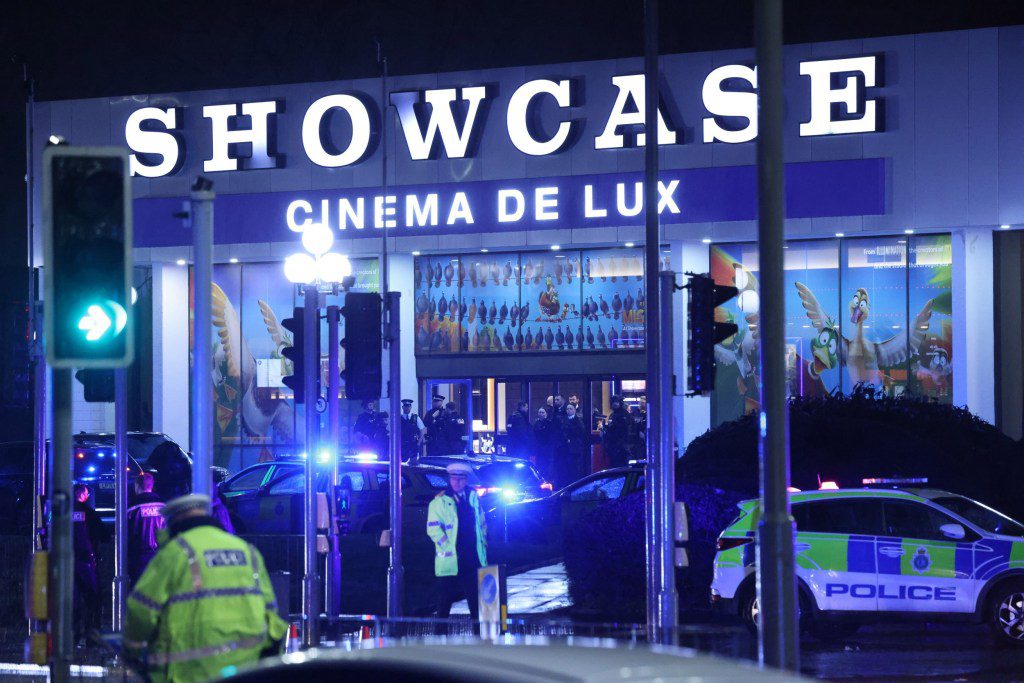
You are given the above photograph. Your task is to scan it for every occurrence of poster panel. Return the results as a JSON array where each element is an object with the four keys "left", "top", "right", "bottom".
[{"left": 581, "top": 247, "right": 645, "bottom": 350}]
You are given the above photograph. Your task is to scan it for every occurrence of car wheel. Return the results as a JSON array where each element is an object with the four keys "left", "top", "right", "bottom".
[
  {"left": 739, "top": 588, "right": 759, "bottom": 634},
  {"left": 740, "top": 584, "right": 809, "bottom": 635},
  {"left": 988, "top": 579, "right": 1024, "bottom": 647}
]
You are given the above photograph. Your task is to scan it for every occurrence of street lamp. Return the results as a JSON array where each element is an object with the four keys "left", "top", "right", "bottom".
[
  {"left": 284, "top": 222, "right": 353, "bottom": 287},
  {"left": 284, "top": 222, "right": 353, "bottom": 649}
]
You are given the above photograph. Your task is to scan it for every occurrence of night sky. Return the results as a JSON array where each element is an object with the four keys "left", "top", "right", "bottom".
[{"left": 1, "top": 0, "right": 1022, "bottom": 272}]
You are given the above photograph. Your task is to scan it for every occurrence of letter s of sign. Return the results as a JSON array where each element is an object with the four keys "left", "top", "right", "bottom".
[
  {"left": 302, "top": 94, "right": 373, "bottom": 168},
  {"left": 702, "top": 65, "right": 758, "bottom": 144},
  {"left": 125, "top": 107, "right": 182, "bottom": 178},
  {"left": 506, "top": 79, "right": 575, "bottom": 156}
]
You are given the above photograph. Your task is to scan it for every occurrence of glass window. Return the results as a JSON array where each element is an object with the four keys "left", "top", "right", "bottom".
[
  {"left": 710, "top": 242, "right": 761, "bottom": 425},
  {"left": 792, "top": 498, "right": 884, "bottom": 535},
  {"left": 337, "top": 469, "right": 367, "bottom": 492},
  {"left": 415, "top": 256, "right": 462, "bottom": 353},
  {"left": 423, "top": 473, "right": 449, "bottom": 489},
  {"left": 785, "top": 240, "right": 841, "bottom": 398},
  {"left": 882, "top": 501, "right": 961, "bottom": 541},
  {"left": 376, "top": 471, "right": 411, "bottom": 490},
  {"left": 907, "top": 235, "right": 953, "bottom": 401},
  {"left": 841, "top": 237, "right": 909, "bottom": 395},
  {"left": 463, "top": 253, "right": 519, "bottom": 353},
  {"left": 224, "top": 465, "right": 272, "bottom": 493},
  {"left": 932, "top": 496, "right": 1024, "bottom": 536},
  {"left": 581, "top": 247, "right": 645, "bottom": 350},
  {"left": 569, "top": 475, "right": 627, "bottom": 502},
  {"left": 268, "top": 471, "right": 304, "bottom": 496},
  {"left": 521, "top": 251, "right": 582, "bottom": 353}
]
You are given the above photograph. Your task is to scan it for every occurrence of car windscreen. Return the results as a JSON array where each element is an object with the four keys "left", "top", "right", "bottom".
[
  {"left": 933, "top": 496, "right": 1024, "bottom": 537},
  {"left": 127, "top": 434, "right": 173, "bottom": 463},
  {"left": 475, "top": 462, "right": 543, "bottom": 489}
]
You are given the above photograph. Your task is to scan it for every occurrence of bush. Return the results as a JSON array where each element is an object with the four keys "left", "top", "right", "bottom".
[{"left": 681, "top": 391, "right": 1024, "bottom": 519}]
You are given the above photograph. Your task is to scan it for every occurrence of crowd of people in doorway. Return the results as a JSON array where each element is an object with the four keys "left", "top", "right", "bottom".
[{"left": 353, "top": 391, "right": 646, "bottom": 488}]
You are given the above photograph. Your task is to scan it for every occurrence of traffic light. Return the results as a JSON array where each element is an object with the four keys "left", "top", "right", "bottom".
[
  {"left": 341, "top": 293, "right": 382, "bottom": 401},
  {"left": 43, "top": 147, "right": 132, "bottom": 368},
  {"left": 281, "top": 307, "right": 307, "bottom": 403},
  {"left": 74, "top": 369, "right": 114, "bottom": 403},
  {"left": 686, "top": 273, "right": 739, "bottom": 395}
]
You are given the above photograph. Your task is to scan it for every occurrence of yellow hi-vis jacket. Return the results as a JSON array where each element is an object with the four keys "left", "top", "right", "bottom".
[
  {"left": 124, "top": 520, "right": 288, "bottom": 683},
  {"left": 426, "top": 490, "right": 487, "bottom": 576}
]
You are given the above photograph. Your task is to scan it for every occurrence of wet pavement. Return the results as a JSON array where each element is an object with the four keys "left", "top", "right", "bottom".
[
  {"left": 451, "top": 563, "right": 571, "bottom": 615},
  {"left": 801, "top": 622, "right": 1024, "bottom": 681}
]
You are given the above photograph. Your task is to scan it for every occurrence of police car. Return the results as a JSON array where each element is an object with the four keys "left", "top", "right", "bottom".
[{"left": 711, "top": 488, "right": 1024, "bottom": 645}]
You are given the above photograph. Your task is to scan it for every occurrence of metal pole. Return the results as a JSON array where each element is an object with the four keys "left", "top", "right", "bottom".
[
  {"left": 656, "top": 270, "right": 678, "bottom": 642},
  {"left": 32, "top": 311, "right": 46, "bottom": 551},
  {"left": 190, "top": 181, "right": 215, "bottom": 496},
  {"left": 301, "top": 286, "right": 321, "bottom": 648},
  {"left": 642, "top": 0, "right": 671, "bottom": 644},
  {"left": 112, "top": 369, "right": 128, "bottom": 631},
  {"left": 754, "top": 0, "right": 799, "bottom": 671},
  {"left": 49, "top": 369, "right": 72, "bottom": 683},
  {"left": 378, "top": 39, "right": 405, "bottom": 620},
  {"left": 23, "top": 61, "right": 47, "bottom": 554},
  {"left": 385, "top": 291, "right": 404, "bottom": 619},
  {"left": 326, "top": 305, "right": 341, "bottom": 617}
]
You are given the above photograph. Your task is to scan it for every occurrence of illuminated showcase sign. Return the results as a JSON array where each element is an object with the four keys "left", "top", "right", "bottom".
[{"left": 124, "top": 56, "right": 882, "bottom": 178}]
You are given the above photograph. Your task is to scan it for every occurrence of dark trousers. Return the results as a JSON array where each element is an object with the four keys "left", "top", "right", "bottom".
[
  {"left": 128, "top": 551, "right": 156, "bottom": 588},
  {"left": 435, "top": 563, "right": 480, "bottom": 621},
  {"left": 73, "top": 559, "right": 99, "bottom": 641}
]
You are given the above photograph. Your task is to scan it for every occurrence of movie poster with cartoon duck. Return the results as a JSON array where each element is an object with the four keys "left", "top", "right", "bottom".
[{"left": 710, "top": 235, "right": 953, "bottom": 427}]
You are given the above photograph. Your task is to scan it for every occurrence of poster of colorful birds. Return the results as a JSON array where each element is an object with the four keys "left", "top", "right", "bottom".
[
  {"left": 711, "top": 235, "right": 953, "bottom": 428},
  {"left": 414, "top": 247, "right": 648, "bottom": 354}
]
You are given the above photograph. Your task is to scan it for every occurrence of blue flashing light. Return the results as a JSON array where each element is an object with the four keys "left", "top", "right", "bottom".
[
  {"left": 354, "top": 452, "right": 379, "bottom": 463},
  {"left": 501, "top": 488, "right": 518, "bottom": 501},
  {"left": 97, "top": 451, "right": 105, "bottom": 458},
  {"left": 316, "top": 450, "right": 332, "bottom": 464},
  {"left": 87, "top": 465, "right": 97, "bottom": 474},
  {"left": 514, "top": 462, "right": 525, "bottom": 469}
]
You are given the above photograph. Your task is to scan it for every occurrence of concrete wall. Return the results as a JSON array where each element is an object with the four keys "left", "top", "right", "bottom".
[{"left": 152, "top": 263, "right": 191, "bottom": 448}]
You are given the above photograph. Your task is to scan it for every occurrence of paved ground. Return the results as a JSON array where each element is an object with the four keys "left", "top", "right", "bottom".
[
  {"left": 6, "top": 563, "right": 1024, "bottom": 680},
  {"left": 450, "top": 563, "right": 571, "bottom": 616}
]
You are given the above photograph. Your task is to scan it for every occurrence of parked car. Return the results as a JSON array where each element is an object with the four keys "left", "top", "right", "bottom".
[
  {"left": 73, "top": 431, "right": 218, "bottom": 501},
  {"left": 220, "top": 456, "right": 482, "bottom": 536},
  {"left": 73, "top": 443, "right": 146, "bottom": 523},
  {"left": 496, "top": 465, "right": 645, "bottom": 554},
  {"left": 412, "top": 454, "right": 552, "bottom": 503},
  {"left": 713, "top": 487, "right": 1024, "bottom": 645}
]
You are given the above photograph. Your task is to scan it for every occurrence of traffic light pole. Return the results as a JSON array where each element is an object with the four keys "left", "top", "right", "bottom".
[
  {"left": 190, "top": 180, "right": 215, "bottom": 496},
  {"left": 754, "top": 0, "right": 800, "bottom": 671},
  {"left": 385, "top": 291, "right": 404, "bottom": 620},
  {"left": 50, "top": 369, "right": 72, "bottom": 683},
  {"left": 112, "top": 369, "right": 128, "bottom": 631},
  {"left": 301, "top": 285, "right": 321, "bottom": 648},
  {"left": 325, "top": 305, "right": 342, "bottom": 617},
  {"left": 642, "top": 0, "right": 677, "bottom": 646}
]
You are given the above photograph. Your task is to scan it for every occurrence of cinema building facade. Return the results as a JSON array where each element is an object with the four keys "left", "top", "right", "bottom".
[{"left": 33, "top": 26, "right": 1024, "bottom": 470}]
